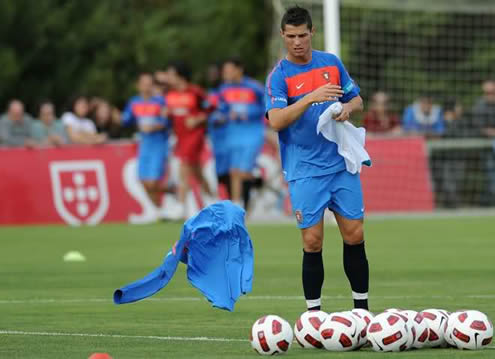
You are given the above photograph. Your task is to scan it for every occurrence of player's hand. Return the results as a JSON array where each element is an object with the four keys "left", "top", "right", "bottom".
[
  {"left": 333, "top": 103, "right": 352, "bottom": 122},
  {"left": 306, "top": 84, "right": 344, "bottom": 104},
  {"left": 185, "top": 117, "right": 197, "bottom": 129}
]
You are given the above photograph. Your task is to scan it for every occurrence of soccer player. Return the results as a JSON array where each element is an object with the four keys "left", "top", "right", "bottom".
[
  {"left": 165, "top": 62, "right": 215, "bottom": 218},
  {"left": 219, "top": 58, "right": 265, "bottom": 209},
  {"left": 122, "top": 72, "right": 170, "bottom": 219},
  {"left": 265, "top": 6, "right": 369, "bottom": 311},
  {"left": 205, "top": 63, "right": 232, "bottom": 197}
]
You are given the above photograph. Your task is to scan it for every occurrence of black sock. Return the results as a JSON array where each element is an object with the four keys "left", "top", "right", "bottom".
[
  {"left": 302, "top": 250, "right": 324, "bottom": 310},
  {"left": 218, "top": 174, "right": 231, "bottom": 198},
  {"left": 343, "top": 241, "right": 369, "bottom": 310},
  {"left": 242, "top": 179, "right": 252, "bottom": 209}
]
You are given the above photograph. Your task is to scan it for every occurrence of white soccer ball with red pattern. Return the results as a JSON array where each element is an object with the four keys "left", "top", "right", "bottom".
[
  {"left": 367, "top": 312, "right": 410, "bottom": 352},
  {"left": 319, "top": 311, "right": 359, "bottom": 351},
  {"left": 294, "top": 310, "right": 328, "bottom": 349},
  {"left": 350, "top": 309, "right": 374, "bottom": 348},
  {"left": 401, "top": 310, "right": 430, "bottom": 349},
  {"left": 445, "top": 310, "right": 493, "bottom": 350},
  {"left": 421, "top": 309, "right": 449, "bottom": 347},
  {"left": 250, "top": 315, "right": 293, "bottom": 355}
]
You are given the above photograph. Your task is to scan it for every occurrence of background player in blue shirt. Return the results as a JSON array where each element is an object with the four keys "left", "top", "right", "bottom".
[
  {"left": 122, "top": 73, "right": 169, "bottom": 215},
  {"left": 207, "top": 87, "right": 232, "bottom": 196},
  {"left": 265, "top": 6, "right": 370, "bottom": 312},
  {"left": 219, "top": 58, "right": 265, "bottom": 209}
]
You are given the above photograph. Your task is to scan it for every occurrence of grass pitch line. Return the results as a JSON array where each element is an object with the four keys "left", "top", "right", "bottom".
[
  {"left": 1, "top": 294, "right": 495, "bottom": 305},
  {"left": 0, "top": 330, "right": 247, "bottom": 343}
]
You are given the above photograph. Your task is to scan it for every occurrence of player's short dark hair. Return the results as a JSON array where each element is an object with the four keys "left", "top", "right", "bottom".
[
  {"left": 138, "top": 72, "right": 153, "bottom": 79},
  {"left": 168, "top": 61, "right": 192, "bottom": 82},
  {"left": 223, "top": 56, "right": 244, "bottom": 70},
  {"left": 281, "top": 5, "right": 312, "bottom": 31}
]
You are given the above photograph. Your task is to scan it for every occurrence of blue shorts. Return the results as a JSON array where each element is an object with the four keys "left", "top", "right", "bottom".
[
  {"left": 230, "top": 142, "right": 263, "bottom": 173},
  {"left": 214, "top": 150, "right": 230, "bottom": 176},
  {"left": 138, "top": 146, "right": 168, "bottom": 181},
  {"left": 288, "top": 171, "right": 364, "bottom": 229}
]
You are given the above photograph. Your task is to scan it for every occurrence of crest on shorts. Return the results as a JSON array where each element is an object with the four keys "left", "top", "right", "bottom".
[
  {"left": 295, "top": 210, "right": 303, "bottom": 224},
  {"left": 50, "top": 160, "right": 109, "bottom": 226},
  {"left": 321, "top": 71, "right": 330, "bottom": 82}
]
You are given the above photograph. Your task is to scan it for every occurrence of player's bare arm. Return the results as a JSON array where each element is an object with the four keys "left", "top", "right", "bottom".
[
  {"left": 334, "top": 95, "right": 364, "bottom": 122},
  {"left": 268, "top": 83, "right": 344, "bottom": 131}
]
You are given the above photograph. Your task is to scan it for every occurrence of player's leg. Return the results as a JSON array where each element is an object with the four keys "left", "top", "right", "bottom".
[
  {"left": 218, "top": 173, "right": 231, "bottom": 198},
  {"left": 230, "top": 168, "right": 244, "bottom": 206},
  {"left": 301, "top": 218, "right": 325, "bottom": 310},
  {"left": 137, "top": 147, "right": 162, "bottom": 212},
  {"left": 191, "top": 164, "right": 214, "bottom": 198},
  {"left": 334, "top": 214, "right": 368, "bottom": 309},
  {"left": 289, "top": 176, "right": 333, "bottom": 310},
  {"left": 231, "top": 142, "right": 261, "bottom": 209},
  {"left": 328, "top": 171, "right": 369, "bottom": 310},
  {"left": 140, "top": 180, "right": 160, "bottom": 207},
  {"left": 177, "top": 161, "right": 193, "bottom": 214}
]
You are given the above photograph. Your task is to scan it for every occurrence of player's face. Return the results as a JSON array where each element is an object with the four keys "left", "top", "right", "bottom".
[
  {"left": 281, "top": 24, "right": 314, "bottom": 59},
  {"left": 165, "top": 68, "right": 180, "bottom": 89},
  {"left": 222, "top": 63, "right": 242, "bottom": 83},
  {"left": 138, "top": 75, "right": 153, "bottom": 96}
]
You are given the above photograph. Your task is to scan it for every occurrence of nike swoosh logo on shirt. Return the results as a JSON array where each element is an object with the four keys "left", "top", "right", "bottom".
[{"left": 296, "top": 83, "right": 304, "bottom": 89}]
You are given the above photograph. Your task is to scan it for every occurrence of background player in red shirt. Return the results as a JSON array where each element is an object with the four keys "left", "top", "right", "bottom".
[{"left": 165, "top": 62, "right": 215, "bottom": 218}]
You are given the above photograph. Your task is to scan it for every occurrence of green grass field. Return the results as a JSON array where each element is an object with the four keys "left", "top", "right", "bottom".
[{"left": 1, "top": 216, "right": 495, "bottom": 358}]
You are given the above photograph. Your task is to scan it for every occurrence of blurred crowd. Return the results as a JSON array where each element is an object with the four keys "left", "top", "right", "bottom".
[{"left": 3, "top": 79, "right": 495, "bottom": 147}]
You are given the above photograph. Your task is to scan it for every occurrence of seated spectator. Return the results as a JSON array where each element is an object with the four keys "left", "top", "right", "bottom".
[
  {"left": 471, "top": 79, "right": 495, "bottom": 206},
  {"left": 91, "top": 100, "right": 122, "bottom": 139},
  {"left": 472, "top": 79, "right": 495, "bottom": 137},
  {"left": 32, "top": 101, "right": 66, "bottom": 146},
  {"left": 61, "top": 96, "right": 106, "bottom": 144},
  {"left": 0, "top": 99, "right": 36, "bottom": 147},
  {"left": 363, "top": 91, "right": 401, "bottom": 134},
  {"left": 402, "top": 94, "right": 445, "bottom": 136}
]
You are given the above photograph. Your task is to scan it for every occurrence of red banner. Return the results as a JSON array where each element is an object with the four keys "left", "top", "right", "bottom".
[
  {"left": 0, "top": 137, "right": 434, "bottom": 226},
  {"left": 361, "top": 136, "right": 435, "bottom": 212}
]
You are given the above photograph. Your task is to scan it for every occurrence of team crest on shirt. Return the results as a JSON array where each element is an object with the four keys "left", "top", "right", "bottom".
[
  {"left": 321, "top": 71, "right": 330, "bottom": 82},
  {"left": 295, "top": 210, "right": 303, "bottom": 224}
]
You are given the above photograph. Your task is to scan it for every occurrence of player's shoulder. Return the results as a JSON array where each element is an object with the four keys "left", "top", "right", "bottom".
[
  {"left": 313, "top": 50, "right": 342, "bottom": 65},
  {"left": 266, "top": 60, "right": 287, "bottom": 86},
  {"left": 127, "top": 95, "right": 141, "bottom": 104},
  {"left": 243, "top": 76, "right": 264, "bottom": 90},
  {"left": 151, "top": 95, "right": 165, "bottom": 104},
  {"left": 189, "top": 84, "right": 205, "bottom": 96}
]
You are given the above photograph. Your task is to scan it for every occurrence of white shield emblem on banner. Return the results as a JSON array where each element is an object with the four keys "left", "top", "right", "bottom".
[{"left": 49, "top": 160, "right": 110, "bottom": 225}]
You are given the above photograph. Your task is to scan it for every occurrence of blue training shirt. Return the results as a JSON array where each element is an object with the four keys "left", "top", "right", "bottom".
[
  {"left": 122, "top": 95, "right": 169, "bottom": 147},
  {"left": 265, "top": 50, "right": 360, "bottom": 181},
  {"left": 218, "top": 76, "right": 265, "bottom": 147}
]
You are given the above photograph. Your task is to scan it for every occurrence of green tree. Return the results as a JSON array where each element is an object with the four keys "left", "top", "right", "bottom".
[{"left": 0, "top": 0, "right": 269, "bottom": 114}]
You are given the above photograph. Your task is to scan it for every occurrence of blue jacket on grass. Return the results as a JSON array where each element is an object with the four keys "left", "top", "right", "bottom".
[{"left": 113, "top": 201, "right": 253, "bottom": 311}]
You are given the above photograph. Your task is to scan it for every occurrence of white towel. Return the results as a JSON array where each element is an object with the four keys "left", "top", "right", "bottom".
[{"left": 316, "top": 102, "right": 372, "bottom": 174}]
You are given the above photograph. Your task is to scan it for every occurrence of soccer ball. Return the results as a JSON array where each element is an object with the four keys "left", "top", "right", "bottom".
[
  {"left": 367, "top": 312, "right": 410, "bottom": 352},
  {"left": 445, "top": 310, "right": 493, "bottom": 350},
  {"left": 319, "top": 311, "right": 359, "bottom": 351},
  {"left": 250, "top": 315, "right": 293, "bottom": 355},
  {"left": 401, "top": 310, "right": 430, "bottom": 349},
  {"left": 384, "top": 309, "right": 415, "bottom": 350},
  {"left": 294, "top": 310, "right": 328, "bottom": 349},
  {"left": 421, "top": 309, "right": 449, "bottom": 347},
  {"left": 350, "top": 309, "right": 374, "bottom": 348}
]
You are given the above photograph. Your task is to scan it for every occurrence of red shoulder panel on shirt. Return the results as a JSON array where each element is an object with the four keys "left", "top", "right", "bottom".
[
  {"left": 132, "top": 103, "right": 161, "bottom": 117},
  {"left": 285, "top": 66, "right": 340, "bottom": 98},
  {"left": 221, "top": 88, "right": 257, "bottom": 104}
]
